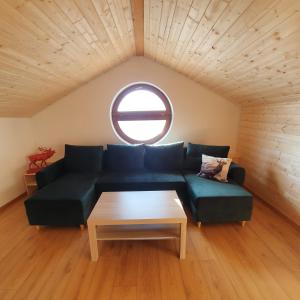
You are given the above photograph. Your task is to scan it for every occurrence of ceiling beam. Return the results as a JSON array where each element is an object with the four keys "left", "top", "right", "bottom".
[{"left": 132, "top": 0, "right": 144, "bottom": 56}]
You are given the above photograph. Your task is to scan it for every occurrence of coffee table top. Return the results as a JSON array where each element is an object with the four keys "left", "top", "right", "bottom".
[{"left": 88, "top": 191, "right": 187, "bottom": 225}]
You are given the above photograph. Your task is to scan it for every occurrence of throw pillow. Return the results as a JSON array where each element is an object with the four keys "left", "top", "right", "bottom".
[
  {"left": 144, "top": 142, "right": 184, "bottom": 171},
  {"left": 64, "top": 144, "right": 103, "bottom": 173},
  {"left": 184, "top": 143, "right": 230, "bottom": 171},
  {"left": 187, "top": 143, "right": 230, "bottom": 158},
  {"left": 197, "top": 154, "right": 232, "bottom": 182},
  {"left": 106, "top": 144, "right": 145, "bottom": 171}
]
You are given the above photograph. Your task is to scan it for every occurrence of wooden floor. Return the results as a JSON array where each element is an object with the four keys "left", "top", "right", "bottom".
[{"left": 0, "top": 197, "right": 300, "bottom": 300}]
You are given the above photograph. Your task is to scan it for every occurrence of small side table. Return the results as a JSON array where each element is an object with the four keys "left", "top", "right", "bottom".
[
  {"left": 24, "top": 172, "right": 37, "bottom": 196},
  {"left": 23, "top": 161, "right": 55, "bottom": 196}
]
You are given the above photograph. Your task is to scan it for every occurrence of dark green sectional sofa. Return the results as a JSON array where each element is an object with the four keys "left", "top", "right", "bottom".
[{"left": 24, "top": 143, "right": 253, "bottom": 227}]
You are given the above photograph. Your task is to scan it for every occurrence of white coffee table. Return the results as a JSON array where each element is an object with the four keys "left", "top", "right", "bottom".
[{"left": 87, "top": 191, "right": 187, "bottom": 261}]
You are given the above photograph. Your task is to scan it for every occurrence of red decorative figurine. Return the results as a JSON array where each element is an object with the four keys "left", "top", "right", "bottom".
[{"left": 27, "top": 147, "right": 55, "bottom": 174}]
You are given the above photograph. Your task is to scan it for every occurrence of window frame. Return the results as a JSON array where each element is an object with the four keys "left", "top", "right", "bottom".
[{"left": 111, "top": 83, "right": 172, "bottom": 144}]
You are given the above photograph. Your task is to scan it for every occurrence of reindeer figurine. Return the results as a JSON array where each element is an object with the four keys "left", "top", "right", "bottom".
[{"left": 27, "top": 147, "right": 55, "bottom": 173}]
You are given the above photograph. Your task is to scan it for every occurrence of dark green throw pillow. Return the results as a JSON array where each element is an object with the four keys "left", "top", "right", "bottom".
[
  {"left": 183, "top": 157, "right": 203, "bottom": 172},
  {"left": 187, "top": 143, "right": 230, "bottom": 158},
  {"left": 64, "top": 144, "right": 103, "bottom": 173},
  {"left": 184, "top": 143, "right": 230, "bottom": 171},
  {"left": 145, "top": 142, "right": 184, "bottom": 171},
  {"left": 106, "top": 144, "right": 145, "bottom": 171}
]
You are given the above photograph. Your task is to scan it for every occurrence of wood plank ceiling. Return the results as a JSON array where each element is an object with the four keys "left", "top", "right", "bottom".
[
  {"left": 1, "top": 0, "right": 300, "bottom": 116},
  {"left": 145, "top": 0, "right": 300, "bottom": 106},
  {"left": 0, "top": 0, "right": 135, "bottom": 116}
]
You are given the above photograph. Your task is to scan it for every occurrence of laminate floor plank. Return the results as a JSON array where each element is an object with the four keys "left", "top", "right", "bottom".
[
  {"left": 0, "top": 197, "right": 299, "bottom": 300},
  {"left": 0, "top": 289, "right": 16, "bottom": 300},
  {"left": 110, "top": 286, "right": 137, "bottom": 300},
  {"left": 136, "top": 240, "right": 162, "bottom": 300},
  {"left": 202, "top": 225, "right": 265, "bottom": 300},
  {"left": 157, "top": 239, "right": 187, "bottom": 300}
]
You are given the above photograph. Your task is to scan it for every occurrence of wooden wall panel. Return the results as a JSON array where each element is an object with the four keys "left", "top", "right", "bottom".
[
  {"left": 0, "top": 0, "right": 135, "bottom": 116},
  {"left": 238, "top": 101, "right": 300, "bottom": 226}
]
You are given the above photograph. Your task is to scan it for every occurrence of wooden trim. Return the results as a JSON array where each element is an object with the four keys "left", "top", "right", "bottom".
[
  {"left": 246, "top": 188, "right": 300, "bottom": 231},
  {"left": 112, "top": 111, "right": 170, "bottom": 121},
  {"left": 132, "top": 0, "right": 144, "bottom": 56},
  {"left": 0, "top": 192, "right": 26, "bottom": 212},
  {"left": 112, "top": 84, "right": 172, "bottom": 114},
  {"left": 111, "top": 83, "right": 172, "bottom": 144}
]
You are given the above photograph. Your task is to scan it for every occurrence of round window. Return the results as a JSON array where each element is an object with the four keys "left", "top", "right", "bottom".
[{"left": 111, "top": 83, "right": 172, "bottom": 144}]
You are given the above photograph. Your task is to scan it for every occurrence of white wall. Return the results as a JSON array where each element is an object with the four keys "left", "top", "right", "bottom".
[
  {"left": 32, "top": 57, "right": 240, "bottom": 160},
  {"left": 0, "top": 118, "right": 35, "bottom": 206}
]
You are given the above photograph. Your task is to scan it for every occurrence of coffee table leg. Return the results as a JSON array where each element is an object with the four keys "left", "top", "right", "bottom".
[
  {"left": 88, "top": 223, "right": 98, "bottom": 261},
  {"left": 179, "top": 222, "right": 187, "bottom": 259}
]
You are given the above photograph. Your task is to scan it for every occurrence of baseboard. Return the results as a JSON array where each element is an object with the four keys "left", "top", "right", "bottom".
[
  {"left": 0, "top": 193, "right": 26, "bottom": 211},
  {"left": 248, "top": 188, "right": 300, "bottom": 231}
]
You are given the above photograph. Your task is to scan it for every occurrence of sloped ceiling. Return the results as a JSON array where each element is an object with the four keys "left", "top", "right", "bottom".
[
  {"left": 145, "top": 0, "right": 300, "bottom": 106},
  {"left": 0, "top": 0, "right": 135, "bottom": 116},
  {"left": 1, "top": 0, "right": 300, "bottom": 117}
]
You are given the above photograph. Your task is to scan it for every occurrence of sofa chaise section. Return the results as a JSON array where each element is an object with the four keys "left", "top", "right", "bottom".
[
  {"left": 24, "top": 145, "right": 103, "bottom": 227},
  {"left": 184, "top": 169, "right": 253, "bottom": 224},
  {"left": 183, "top": 143, "right": 253, "bottom": 225},
  {"left": 25, "top": 173, "right": 98, "bottom": 226}
]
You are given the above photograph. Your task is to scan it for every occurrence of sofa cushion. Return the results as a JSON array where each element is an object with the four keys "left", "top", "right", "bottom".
[
  {"left": 24, "top": 173, "right": 98, "bottom": 226},
  {"left": 96, "top": 171, "right": 186, "bottom": 192},
  {"left": 36, "top": 159, "right": 65, "bottom": 189},
  {"left": 228, "top": 162, "right": 246, "bottom": 186},
  {"left": 183, "top": 157, "right": 202, "bottom": 172},
  {"left": 187, "top": 143, "right": 230, "bottom": 158},
  {"left": 184, "top": 143, "right": 230, "bottom": 171},
  {"left": 106, "top": 144, "right": 145, "bottom": 171},
  {"left": 64, "top": 144, "right": 103, "bottom": 173},
  {"left": 184, "top": 172, "right": 252, "bottom": 223},
  {"left": 144, "top": 142, "right": 184, "bottom": 171}
]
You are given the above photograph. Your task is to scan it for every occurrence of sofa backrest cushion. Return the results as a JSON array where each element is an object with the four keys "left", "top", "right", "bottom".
[
  {"left": 145, "top": 142, "right": 184, "bottom": 171},
  {"left": 106, "top": 144, "right": 145, "bottom": 171},
  {"left": 64, "top": 144, "right": 103, "bottom": 173},
  {"left": 187, "top": 143, "right": 230, "bottom": 158},
  {"left": 184, "top": 143, "right": 230, "bottom": 171}
]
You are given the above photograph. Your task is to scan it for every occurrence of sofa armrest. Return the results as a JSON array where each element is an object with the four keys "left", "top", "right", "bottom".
[
  {"left": 228, "top": 162, "right": 245, "bottom": 186},
  {"left": 36, "top": 159, "right": 65, "bottom": 189}
]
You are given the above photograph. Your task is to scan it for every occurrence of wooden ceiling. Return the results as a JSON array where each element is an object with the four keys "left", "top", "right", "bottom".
[
  {"left": 1, "top": 0, "right": 300, "bottom": 116},
  {"left": 0, "top": 0, "right": 135, "bottom": 116},
  {"left": 145, "top": 0, "right": 300, "bottom": 106}
]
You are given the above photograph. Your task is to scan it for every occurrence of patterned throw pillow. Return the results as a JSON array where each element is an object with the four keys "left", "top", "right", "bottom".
[{"left": 197, "top": 154, "right": 232, "bottom": 182}]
